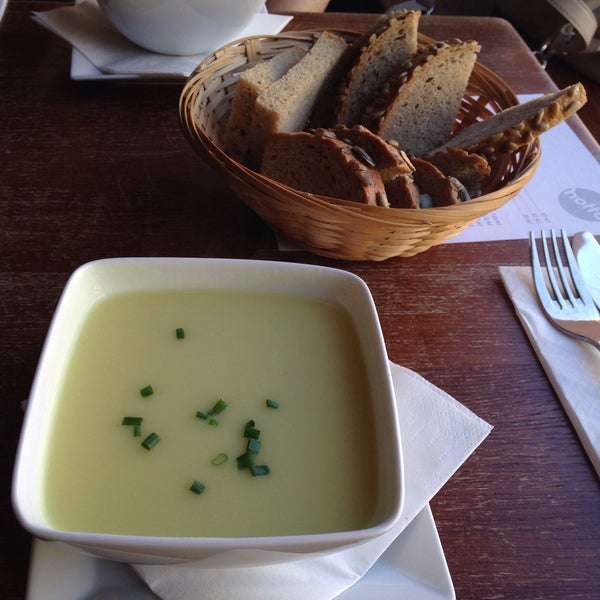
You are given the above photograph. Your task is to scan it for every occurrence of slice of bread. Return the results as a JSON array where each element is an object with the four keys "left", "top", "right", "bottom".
[
  {"left": 224, "top": 46, "right": 307, "bottom": 164},
  {"left": 260, "top": 130, "right": 388, "bottom": 206},
  {"left": 362, "top": 39, "right": 481, "bottom": 157},
  {"left": 385, "top": 172, "right": 422, "bottom": 208},
  {"left": 432, "top": 83, "right": 587, "bottom": 156},
  {"left": 329, "top": 124, "right": 419, "bottom": 208},
  {"left": 334, "top": 10, "right": 420, "bottom": 126},
  {"left": 411, "top": 158, "right": 469, "bottom": 207},
  {"left": 260, "top": 127, "right": 483, "bottom": 209},
  {"left": 423, "top": 147, "right": 490, "bottom": 197},
  {"left": 251, "top": 31, "right": 348, "bottom": 166},
  {"left": 331, "top": 124, "right": 415, "bottom": 179}
]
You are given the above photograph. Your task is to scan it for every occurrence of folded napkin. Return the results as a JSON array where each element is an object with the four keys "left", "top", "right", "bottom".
[
  {"left": 132, "top": 362, "right": 492, "bottom": 600},
  {"left": 500, "top": 266, "right": 600, "bottom": 477},
  {"left": 32, "top": 0, "right": 292, "bottom": 78}
]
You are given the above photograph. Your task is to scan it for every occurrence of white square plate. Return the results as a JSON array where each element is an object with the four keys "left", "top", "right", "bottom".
[{"left": 26, "top": 504, "right": 454, "bottom": 599}]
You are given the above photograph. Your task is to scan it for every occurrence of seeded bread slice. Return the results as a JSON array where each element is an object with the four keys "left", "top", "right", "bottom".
[
  {"left": 385, "top": 172, "right": 422, "bottom": 208},
  {"left": 432, "top": 83, "right": 587, "bottom": 156},
  {"left": 362, "top": 39, "right": 481, "bottom": 157},
  {"left": 251, "top": 31, "right": 348, "bottom": 166},
  {"left": 330, "top": 124, "right": 414, "bottom": 179},
  {"left": 261, "top": 130, "right": 388, "bottom": 206},
  {"left": 330, "top": 124, "right": 419, "bottom": 208},
  {"left": 334, "top": 10, "right": 420, "bottom": 126},
  {"left": 411, "top": 158, "right": 470, "bottom": 207},
  {"left": 224, "top": 46, "right": 307, "bottom": 164},
  {"left": 423, "top": 147, "right": 490, "bottom": 197}
]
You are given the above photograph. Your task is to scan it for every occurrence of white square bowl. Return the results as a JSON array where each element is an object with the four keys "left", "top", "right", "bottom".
[{"left": 13, "top": 258, "right": 403, "bottom": 565}]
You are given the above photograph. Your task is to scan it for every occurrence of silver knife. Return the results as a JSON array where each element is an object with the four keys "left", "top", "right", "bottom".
[{"left": 573, "top": 231, "right": 600, "bottom": 309}]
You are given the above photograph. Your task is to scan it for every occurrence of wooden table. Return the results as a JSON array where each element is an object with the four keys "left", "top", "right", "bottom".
[{"left": 2, "top": 3, "right": 599, "bottom": 598}]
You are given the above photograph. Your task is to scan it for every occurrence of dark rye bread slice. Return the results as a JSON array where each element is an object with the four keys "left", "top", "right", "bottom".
[
  {"left": 260, "top": 131, "right": 389, "bottom": 206},
  {"left": 330, "top": 124, "right": 415, "bottom": 180},
  {"left": 385, "top": 173, "right": 421, "bottom": 208},
  {"left": 334, "top": 10, "right": 420, "bottom": 127},
  {"left": 362, "top": 39, "right": 481, "bottom": 157},
  {"left": 423, "top": 147, "right": 490, "bottom": 197},
  {"left": 330, "top": 124, "right": 420, "bottom": 209},
  {"left": 411, "top": 158, "right": 470, "bottom": 207},
  {"left": 432, "top": 83, "right": 587, "bottom": 157}
]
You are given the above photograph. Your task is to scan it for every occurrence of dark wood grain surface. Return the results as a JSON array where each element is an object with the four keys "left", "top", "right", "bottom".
[{"left": 2, "top": 4, "right": 600, "bottom": 599}]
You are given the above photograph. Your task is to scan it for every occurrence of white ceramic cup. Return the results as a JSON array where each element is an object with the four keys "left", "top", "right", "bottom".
[{"left": 97, "top": 0, "right": 266, "bottom": 56}]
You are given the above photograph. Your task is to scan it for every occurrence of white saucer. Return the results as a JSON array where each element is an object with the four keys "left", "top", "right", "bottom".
[
  {"left": 71, "top": 48, "right": 137, "bottom": 81},
  {"left": 25, "top": 504, "right": 454, "bottom": 599},
  {"left": 70, "top": 48, "right": 190, "bottom": 82}
]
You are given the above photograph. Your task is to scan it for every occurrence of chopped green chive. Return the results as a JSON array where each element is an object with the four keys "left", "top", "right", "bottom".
[
  {"left": 190, "top": 480, "right": 205, "bottom": 495},
  {"left": 123, "top": 384, "right": 278, "bottom": 483},
  {"left": 247, "top": 438, "right": 261, "bottom": 454},
  {"left": 244, "top": 426, "right": 260, "bottom": 439},
  {"left": 176, "top": 327, "right": 185, "bottom": 340},
  {"left": 250, "top": 465, "right": 270, "bottom": 477},
  {"left": 141, "top": 432, "right": 160, "bottom": 450},
  {"left": 122, "top": 416, "right": 143, "bottom": 437},
  {"left": 210, "top": 399, "right": 228, "bottom": 415},
  {"left": 140, "top": 385, "right": 154, "bottom": 397},
  {"left": 236, "top": 452, "right": 255, "bottom": 470},
  {"left": 238, "top": 418, "right": 268, "bottom": 475},
  {"left": 196, "top": 399, "right": 228, "bottom": 426},
  {"left": 211, "top": 453, "right": 229, "bottom": 466}
]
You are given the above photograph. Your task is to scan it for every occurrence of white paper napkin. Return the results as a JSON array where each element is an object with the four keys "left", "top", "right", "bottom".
[
  {"left": 31, "top": 0, "right": 293, "bottom": 78},
  {"left": 132, "top": 362, "right": 492, "bottom": 600},
  {"left": 500, "top": 266, "right": 600, "bottom": 477}
]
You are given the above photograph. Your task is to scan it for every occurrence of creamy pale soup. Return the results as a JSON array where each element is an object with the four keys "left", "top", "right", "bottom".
[{"left": 43, "top": 290, "right": 378, "bottom": 537}]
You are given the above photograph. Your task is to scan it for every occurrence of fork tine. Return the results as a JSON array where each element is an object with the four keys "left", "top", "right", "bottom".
[
  {"left": 529, "top": 231, "right": 555, "bottom": 309},
  {"left": 540, "top": 230, "right": 568, "bottom": 308},
  {"left": 560, "top": 228, "right": 597, "bottom": 306},
  {"left": 550, "top": 229, "right": 579, "bottom": 306}
]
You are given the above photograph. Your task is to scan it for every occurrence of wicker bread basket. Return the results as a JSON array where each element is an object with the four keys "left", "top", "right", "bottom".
[{"left": 179, "top": 31, "right": 540, "bottom": 261}]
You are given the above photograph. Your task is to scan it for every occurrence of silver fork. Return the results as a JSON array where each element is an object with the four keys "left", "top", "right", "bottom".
[{"left": 529, "top": 229, "right": 600, "bottom": 351}]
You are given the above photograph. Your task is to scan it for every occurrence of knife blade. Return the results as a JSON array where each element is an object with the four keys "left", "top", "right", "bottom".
[{"left": 572, "top": 231, "right": 600, "bottom": 309}]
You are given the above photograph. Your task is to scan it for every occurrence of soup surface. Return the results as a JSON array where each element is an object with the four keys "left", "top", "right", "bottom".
[{"left": 43, "top": 289, "right": 378, "bottom": 537}]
